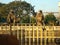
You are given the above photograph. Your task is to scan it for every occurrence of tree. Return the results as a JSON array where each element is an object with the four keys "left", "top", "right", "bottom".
[
  {"left": 0, "top": 3, "right": 5, "bottom": 7},
  {"left": 44, "top": 13, "right": 57, "bottom": 26},
  {"left": 0, "top": 1, "right": 35, "bottom": 23},
  {"left": 30, "top": 16, "right": 36, "bottom": 23}
]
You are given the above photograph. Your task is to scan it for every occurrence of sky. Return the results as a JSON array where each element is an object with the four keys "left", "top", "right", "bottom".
[{"left": 0, "top": 0, "right": 60, "bottom": 12}]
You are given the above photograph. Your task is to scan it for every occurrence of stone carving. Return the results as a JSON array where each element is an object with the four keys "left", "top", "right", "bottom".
[
  {"left": 7, "top": 9, "right": 20, "bottom": 24},
  {"left": 36, "top": 10, "right": 44, "bottom": 26}
]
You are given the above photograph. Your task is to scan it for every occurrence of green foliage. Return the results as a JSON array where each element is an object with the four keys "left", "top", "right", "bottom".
[
  {"left": 21, "top": 15, "right": 30, "bottom": 23},
  {"left": 44, "top": 13, "right": 57, "bottom": 25},
  {"left": 30, "top": 17, "right": 36, "bottom": 23},
  {"left": 0, "top": 1, "right": 35, "bottom": 23},
  {"left": 20, "top": 15, "right": 36, "bottom": 23},
  {"left": 0, "top": 3, "right": 5, "bottom": 7}
]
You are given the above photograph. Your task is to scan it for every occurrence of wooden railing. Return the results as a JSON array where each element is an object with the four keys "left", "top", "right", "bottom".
[{"left": 0, "top": 23, "right": 60, "bottom": 45}]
